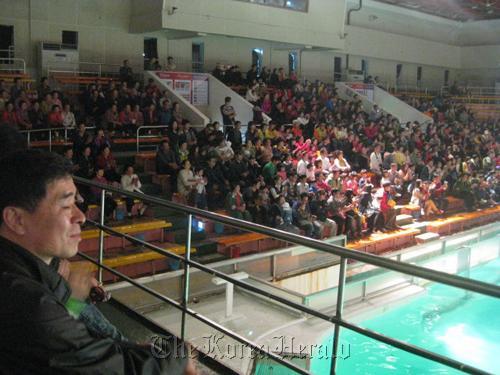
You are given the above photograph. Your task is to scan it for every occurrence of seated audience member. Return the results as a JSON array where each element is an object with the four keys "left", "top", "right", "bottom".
[
  {"left": 103, "top": 103, "right": 122, "bottom": 131},
  {"left": 91, "top": 168, "right": 118, "bottom": 220},
  {"left": 156, "top": 140, "right": 179, "bottom": 175},
  {"left": 358, "top": 185, "right": 383, "bottom": 235},
  {"left": 344, "top": 189, "right": 363, "bottom": 240},
  {"left": 61, "top": 103, "right": 76, "bottom": 129},
  {"left": 2, "top": 102, "right": 19, "bottom": 128},
  {"left": 293, "top": 193, "right": 316, "bottom": 238},
  {"left": 429, "top": 175, "right": 449, "bottom": 212},
  {"left": 379, "top": 181, "right": 399, "bottom": 230},
  {"left": 121, "top": 165, "right": 147, "bottom": 217},
  {"left": 92, "top": 128, "right": 111, "bottom": 156},
  {"left": 0, "top": 150, "right": 194, "bottom": 374},
  {"left": 310, "top": 190, "right": 338, "bottom": 238},
  {"left": 96, "top": 146, "right": 120, "bottom": 182},
  {"left": 16, "top": 100, "right": 32, "bottom": 130},
  {"left": 421, "top": 180, "right": 443, "bottom": 218},
  {"left": 47, "top": 104, "right": 63, "bottom": 128},
  {"left": 225, "top": 184, "right": 252, "bottom": 221}
]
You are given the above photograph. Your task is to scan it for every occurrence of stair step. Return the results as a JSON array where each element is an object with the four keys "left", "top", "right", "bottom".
[
  {"left": 396, "top": 214, "right": 414, "bottom": 226},
  {"left": 415, "top": 232, "right": 440, "bottom": 243},
  {"left": 400, "top": 222, "right": 428, "bottom": 234}
]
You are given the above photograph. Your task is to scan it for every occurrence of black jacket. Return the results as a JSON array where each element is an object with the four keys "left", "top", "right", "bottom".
[{"left": 0, "top": 236, "right": 186, "bottom": 374}]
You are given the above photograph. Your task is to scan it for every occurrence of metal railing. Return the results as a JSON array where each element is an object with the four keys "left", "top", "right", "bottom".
[
  {"left": 136, "top": 125, "right": 168, "bottom": 152},
  {"left": 73, "top": 177, "right": 499, "bottom": 375},
  {"left": 0, "top": 57, "right": 27, "bottom": 74},
  {"left": 20, "top": 126, "right": 95, "bottom": 151}
]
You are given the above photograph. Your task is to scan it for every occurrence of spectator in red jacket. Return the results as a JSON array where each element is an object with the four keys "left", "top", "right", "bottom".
[{"left": 47, "top": 104, "right": 63, "bottom": 128}]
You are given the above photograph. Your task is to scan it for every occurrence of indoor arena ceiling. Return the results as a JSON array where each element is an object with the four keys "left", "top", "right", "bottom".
[{"left": 373, "top": 0, "right": 500, "bottom": 21}]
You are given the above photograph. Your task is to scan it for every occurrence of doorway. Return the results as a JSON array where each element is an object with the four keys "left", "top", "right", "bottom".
[
  {"left": 144, "top": 37, "right": 158, "bottom": 70},
  {"left": 0, "top": 25, "right": 14, "bottom": 62},
  {"left": 334, "top": 56, "right": 342, "bottom": 81},
  {"left": 444, "top": 70, "right": 449, "bottom": 86},
  {"left": 192, "top": 42, "right": 204, "bottom": 72},
  {"left": 252, "top": 48, "right": 264, "bottom": 74},
  {"left": 288, "top": 51, "right": 298, "bottom": 76}
]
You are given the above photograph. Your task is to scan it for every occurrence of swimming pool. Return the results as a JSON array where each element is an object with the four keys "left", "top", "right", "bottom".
[{"left": 311, "top": 257, "right": 500, "bottom": 374}]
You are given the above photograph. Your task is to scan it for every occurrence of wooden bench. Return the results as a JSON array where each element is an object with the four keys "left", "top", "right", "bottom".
[
  {"left": 348, "top": 228, "right": 421, "bottom": 254},
  {"left": 216, "top": 232, "right": 270, "bottom": 257},
  {"left": 79, "top": 219, "right": 172, "bottom": 254},
  {"left": 72, "top": 244, "right": 196, "bottom": 282},
  {"left": 427, "top": 205, "right": 500, "bottom": 235}
]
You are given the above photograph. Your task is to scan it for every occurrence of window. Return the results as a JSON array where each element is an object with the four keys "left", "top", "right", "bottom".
[
  {"left": 417, "top": 66, "right": 422, "bottom": 82},
  {"left": 62, "top": 30, "right": 78, "bottom": 49},
  {"left": 235, "top": 0, "right": 308, "bottom": 12}
]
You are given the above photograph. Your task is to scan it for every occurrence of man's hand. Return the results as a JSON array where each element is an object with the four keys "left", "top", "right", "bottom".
[
  {"left": 68, "top": 267, "right": 99, "bottom": 302},
  {"left": 57, "top": 259, "right": 71, "bottom": 281}
]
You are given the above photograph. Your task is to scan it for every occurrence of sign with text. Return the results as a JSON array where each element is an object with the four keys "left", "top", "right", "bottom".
[
  {"left": 156, "top": 72, "right": 209, "bottom": 105},
  {"left": 347, "top": 83, "right": 374, "bottom": 102}
]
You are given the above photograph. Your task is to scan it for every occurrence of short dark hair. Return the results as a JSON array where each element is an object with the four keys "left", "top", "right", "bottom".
[{"left": 0, "top": 150, "right": 73, "bottom": 225}]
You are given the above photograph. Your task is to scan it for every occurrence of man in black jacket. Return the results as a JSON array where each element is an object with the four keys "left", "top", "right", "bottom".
[{"left": 0, "top": 150, "right": 193, "bottom": 374}]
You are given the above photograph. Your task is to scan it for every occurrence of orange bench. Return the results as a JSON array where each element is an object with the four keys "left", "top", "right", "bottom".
[
  {"left": 427, "top": 206, "right": 500, "bottom": 235},
  {"left": 216, "top": 232, "right": 270, "bottom": 257},
  {"left": 348, "top": 228, "right": 421, "bottom": 254}
]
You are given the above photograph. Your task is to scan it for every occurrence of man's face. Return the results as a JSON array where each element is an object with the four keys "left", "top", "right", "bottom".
[{"left": 20, "top": 177, "right": 85, "bottom": 263}]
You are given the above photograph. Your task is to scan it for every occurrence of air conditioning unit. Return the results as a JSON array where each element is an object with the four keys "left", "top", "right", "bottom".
[{"left": 39, "top": 42, "right": 79, "bottom": 76}]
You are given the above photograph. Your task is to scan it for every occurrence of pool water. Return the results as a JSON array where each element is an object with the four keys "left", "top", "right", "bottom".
[{"left": 311, "top": 257, "right": 500, "bottom": 374}]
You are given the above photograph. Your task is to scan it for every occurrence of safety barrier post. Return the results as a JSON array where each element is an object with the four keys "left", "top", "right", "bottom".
[{"left": 181, "top": 214, "right": 193, "bottom": 340}]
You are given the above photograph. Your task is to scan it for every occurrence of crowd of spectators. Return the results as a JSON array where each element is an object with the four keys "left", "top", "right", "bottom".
[
  {"left": 154, "top": 73, "right": 499, "bottom": 240},
  {"left": 2, "top": 64, "right": 498, "bottom": 241}
]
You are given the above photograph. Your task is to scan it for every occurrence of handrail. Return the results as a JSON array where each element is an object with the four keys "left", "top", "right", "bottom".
[
  {"left": 74, "top": 177, "right": 500, "bottom": 299},
  {"left": 20, "top": 126, "right": 95, "bottom": 150},
  {"left": 0, "top": 57, "right": 26, "bottom": 74},
  {"left": 73, "top": 177, "right": 498, "bottom": 374},
  {"left": 136, "top": 125, "right": 168, "bottom": 152}
]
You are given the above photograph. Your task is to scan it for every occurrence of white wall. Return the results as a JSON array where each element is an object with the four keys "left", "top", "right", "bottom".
[
  {"left": 346, "top": 0, "right": 460, "bottom": 45},
  {"left": 460, "top": 45, "right": 500, "bottom": 86},
  {"left": 159, "top": 0, "right": 346, "bottom": 50},
  {"left": 0, "top": 0, "right": 497, "bottom": 88},
  {"left": 0, "top": 0, "right": 170, "bottom": 75}
]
